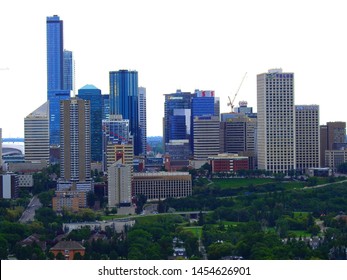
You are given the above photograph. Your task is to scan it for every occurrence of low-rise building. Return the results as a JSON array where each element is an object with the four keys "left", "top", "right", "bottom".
[
  {"left": 208, "top": 153, "right": 249, "bottom": 174},
  {"left": 52, "top": 190, "right": 87, "bottom": 212},
  {"left": 49, "top": 241, "right": 85, "bottom": 260},
  {"left": 133, "top": 172, "right": 192, "bottom": 201}
]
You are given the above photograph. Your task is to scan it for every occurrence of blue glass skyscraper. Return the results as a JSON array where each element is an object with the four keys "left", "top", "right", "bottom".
[
  {"left": 109, "top": 70, "right": 141, "bottom": 155},
  {"left": 164, "top": 90, "right": 192, "bottom": 145},
  {"left": 63, "top": 50, "right": 74, "bottom": 92},
  {"left": 78, "top": 85, "right": 102, "bottom": 162},
  {"left": 46, "top": 15, "right": 70, "bottom": 146},
  {"left": 47, "top": 15, "right": 64, "bottom": 91}
]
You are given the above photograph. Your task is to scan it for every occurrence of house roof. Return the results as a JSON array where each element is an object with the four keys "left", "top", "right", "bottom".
[{"left": 50, "top": 240, "right": 85, "bottom": 251}]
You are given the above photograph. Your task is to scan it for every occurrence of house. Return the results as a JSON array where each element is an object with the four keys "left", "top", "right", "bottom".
[{"left": 49, "top": 240, "right": 85, "bottom": 260}]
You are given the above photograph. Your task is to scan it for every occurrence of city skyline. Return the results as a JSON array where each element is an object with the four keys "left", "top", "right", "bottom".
[{"left": 1, "top": 0, "right": 347, "bottom": 138}]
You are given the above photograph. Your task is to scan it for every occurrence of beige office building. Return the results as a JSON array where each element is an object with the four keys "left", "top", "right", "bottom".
[
  {"left": 108, "top": 160, "right": 132, "bottom": 208},
  {"left": 133, "top": 172, "right": 192, "bottom": 201},
  {"left": 257, "top": 69, "right": 296, "bottom": 173},
  {"left": 295, "top": 105, "right": 320, "bottom": 173},
  {"left": 106, "top": 143, "right": 134, "bottom": 172},
  {"left": 24, "top": 102, "right": 50, "bottom": 163}
]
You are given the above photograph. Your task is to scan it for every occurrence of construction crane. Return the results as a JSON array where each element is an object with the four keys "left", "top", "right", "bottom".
[{"left": 227, "top": 72, "right": 247, "bottom": 113}]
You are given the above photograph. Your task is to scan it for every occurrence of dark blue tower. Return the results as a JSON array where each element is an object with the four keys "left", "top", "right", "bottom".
[
  {"left": 109, "top": 70, "right": 141, "bottom": 155},
  {"left": 46, "top": 15, "right": 70, "bottom": 146},
  {"left": 78, "top": 85, "right": 103, "bottom": 162}
]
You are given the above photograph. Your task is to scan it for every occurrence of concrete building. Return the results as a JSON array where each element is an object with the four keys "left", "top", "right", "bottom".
[
  {"left": 220, "top": 113, "right": 257, "bottom": 169},
  {"left": 325, "top": 148, "right": 347, "bottom": 172},
  {"left": 106, "top": 143, "right": 134, "bottom": 172},
  {"left": 138, "top": 87, "right": 147, "bottom": 155},
  {"left": 52, "top": 190, "right": 84, "bottom": 212},
  {"left": 108, "top": 160, "right": 132, "bottom": 208},
  {"left": 18, "top": 174, "right": 34, "bottom": 188},
  {"left": 257, "top": 69, "right": 296, "bottom": 174},
  {"left": 0, "top": 173, "right": 19, "bottom": 199},
  {"left": 133, "top": 172, "right": 192, "bottom": 201},
  {"left": 295, "top": 105, "right": 320, "bottom": 173},
  {"left": 193, "top": 115, "right": 220, "bottom": 160},
  {"left": 58, "top": 97, "right": 91, "bottom": 192},
  {"left": 24, "top": 102, "right": 50, "bottom": 163},
  {"left": 208, "top": 154, "right": 249, "bottom": 174},
  {"left": 320, "top": 122, "right": 346, "bottom": 167},
  {"left": 164, "top": 139, "right": 191, "bottom": 171}
]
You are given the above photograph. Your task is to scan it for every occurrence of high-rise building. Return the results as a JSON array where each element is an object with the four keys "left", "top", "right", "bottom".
[
  {"left": 0, "top": 173, "right": 19, "bottom": 199},
  {"left": 192, "top": 115, "right": 220, "bottom": 160},
  {"left": 257, "top": 69, "right": 296, "bottom": 174},
  {"left": 78, "top": 85, "right": 102, "bottom": 162},
  {"left": 63, "top": 50, "right": 74, "bottom": 93},
  {"left": 24, "top": 102, "right": 50, "bottom": 163},
  {"left": 164, "top": 90, "right": 192, "bottom": 146},
  {"left": 295, "top": 105, "right": 320, "bottom": 173},
  {"left": 234, "top": 101, "right": 257, "bottom": 118},
  {"left": 46, "top": 15, "right": 71, "bottom": 146},
  {"left": 58, "top": 98, "right": 91, "bottom": 192},
  {"left": 102, "top": 115, "right": 130, "bottom": 171},
  {"left": 109, "top": 70, "right": 141, "bottom": 155},
  {"left": 108, "top": 160, "right": 132, "bottom": 208},
  {"left": 138, "top": 87, "right": 147, "bottom": 155},
  {"left": 47, "top": 15, "right": 64, "bottom": 91},
  {"left": 320, "top": 121, "right": 346, "bottom": 167},
  {"left": 102, "top": 94, "right": 110, "bottom": 120}
]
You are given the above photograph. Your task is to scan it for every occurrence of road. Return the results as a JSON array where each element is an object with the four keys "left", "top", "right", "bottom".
[{"left": 18, "top": 195, "right": 42, "bottom": 223}]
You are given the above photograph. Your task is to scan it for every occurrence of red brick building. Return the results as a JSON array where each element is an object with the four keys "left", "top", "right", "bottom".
[
  {"left": 209, "top": 154, "right": 249, "bottom": 173},
  {"left": 49, "top": 241, "right": 85, "bottom": 260}
]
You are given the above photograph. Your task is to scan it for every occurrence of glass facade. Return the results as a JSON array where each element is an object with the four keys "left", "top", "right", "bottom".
[
  {"left": 102, "top": 94, "right": 110, "bottom": 120},
  {"left": 48, "top": 90, "right": 70, "bottom": 145},
  {"left": 78, "top": 85, "right": 103, "bottom": 162},
  {"left": 109, "top": 70, "right": 141, "bottom": 155},
  {"left": 63, "top": 50, "right": 74, "bottom": 92},
  {"left": 46, "top": 15, "right": 64, "bottom": 92}
]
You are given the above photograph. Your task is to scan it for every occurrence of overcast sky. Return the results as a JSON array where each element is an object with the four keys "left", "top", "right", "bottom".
[{"left": 1, "top": 0, "right": 347, "bottom": 138}]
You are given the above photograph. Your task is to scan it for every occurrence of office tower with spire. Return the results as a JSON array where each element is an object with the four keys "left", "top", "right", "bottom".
[
  {"left": 46, "top": 15, "right": 71, "bottom": 146},
  {"left": 109, "top": 70, "right": 141, "bottom": 155},
  {"left": 24, "top": 102, "right": 50, "bottom": 163},
  {"left": 257, "top": 69, "right": 296, "bottom": 174},
  {"left": 58, "top": 97, "right": 91, "bottom": 192},
  {"left": 78, "top": 85, "right": 102, "bottom": 162}
]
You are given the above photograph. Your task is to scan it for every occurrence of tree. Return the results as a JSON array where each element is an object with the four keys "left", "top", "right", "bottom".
[{"left": 337, "top": 162, "right": 347, "bottom": 174}]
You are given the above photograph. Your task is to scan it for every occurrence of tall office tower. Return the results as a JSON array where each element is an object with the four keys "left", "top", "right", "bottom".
[
  {"left": 109, "top": 70, "right": 141, "bottom": 155},
  {"left": 257, "top": 69, "right": 296, "bottom": 174},
  {"left": 193, "top": 116, "right": 220, "bottom": 160},
  {"left": 220, "top": 114, "right": 257, "bottom": 165},
  {"left": 46, "top": 15, "right": 70, "bottom": 145},
  {"left": 102, "top": 94, "right": 110, "bottom": 120},
  {"left": 102, "top": 115, "right": 130, "bottom": 171},
  {"left": 58, "top": 98, "right": 91, "bottom": 191},
  {"left": 106, "top": 143, "right": 134, "bottom": 172},
  {"left": 164, "top": 90, "right": 192, "bottom": 148},
  {"left": 24, "top": 102, "right": 50, "bottom": 163},
  {"left": 138, "top": 87, "right": 147, "bottom": 155},
  {"left": 78, "top": 85, "right": 102, "bottom": 162},
  {"left": 214, "top": 97, "right": 220, "bottom": 119},
  {"left": 295, "top": 105, "right": 320, "bottom": 173},
  {"left": 191, "top": 90, "right": 218, "bottom": 152},
  {"left": 320, "top": 121, "right": 346, "bottom": 167},
  {"left": 47, "top": 15, "right": 64, "bottom": 91},
  {"left": 63, "top": 50, "right": 74, "bottom": 93},
  {"left": 108, "top": 160, "right": 132, "bottom": 208}
]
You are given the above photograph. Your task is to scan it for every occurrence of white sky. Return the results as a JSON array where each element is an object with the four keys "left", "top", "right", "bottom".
[{"left": 1, "top": 0, "right": 347, "bottom": 138}]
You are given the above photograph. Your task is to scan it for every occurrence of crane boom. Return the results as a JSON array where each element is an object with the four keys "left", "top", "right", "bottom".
[{"left": 228, "top": 72, "right": 247, "bottom": 112}]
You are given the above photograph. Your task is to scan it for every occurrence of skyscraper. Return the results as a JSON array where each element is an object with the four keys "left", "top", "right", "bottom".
[
  {"left": 295, "top": 105, "right": 320, "bottom": 172},
  {"left": 58, "top": 97, "right": 91, "bottom": 192},
  {"left": 24, "top": 102, "right": 50, "bottom": 163},
  {"left": 109, "top": 70, "right": 141, "bottom": 155},
  {"left": 102, "top": 94, "right": 110, "bottom": 120},
  {"left": 164, "top": 90, "right": 192, "bottom": 146},
  {"left": 46, "top": 15, "right": 70, "bottom": 146},
  {"left": 257, "top": 69, "right": 296, "bottom": 174},
  {"left": 78, "top": 85, "right": 102, "bottom": 162},
  {"left": 138, "top": 87, "right": 147, "bottom": 155},
  {"left": 63, "top": 50, "right": 74, "bottom": 93},
  {"left": 46, "top": 15, "right": 64, "bottom": 91}
]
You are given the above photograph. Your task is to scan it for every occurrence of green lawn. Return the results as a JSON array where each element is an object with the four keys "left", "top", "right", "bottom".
[
  {"left": 212, "top": 178, "right": 275, "bottom": 189},
  {"left": 288, "top": 230, "right": 312, "bottom": 238},
  {"left": 183, "top": 226, "right": 203, "bottom": 239}
]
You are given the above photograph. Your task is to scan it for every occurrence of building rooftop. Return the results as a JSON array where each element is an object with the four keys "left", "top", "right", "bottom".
[
  {"left": 79, "top": 84, "right": 100, "bottom": 90},
  {"left": 49, "top": 240, "right": 85, "bottom": 251}
]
